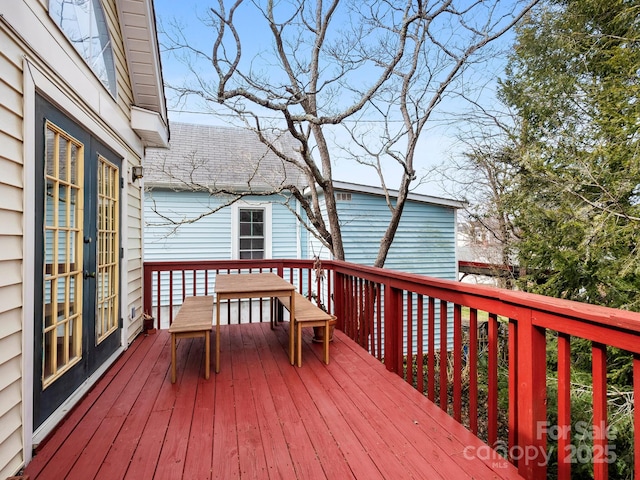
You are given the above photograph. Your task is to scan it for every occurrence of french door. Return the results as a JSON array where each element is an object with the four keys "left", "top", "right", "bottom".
[{"left": 33, "top": 95, "right": 122, "bottom": 428}]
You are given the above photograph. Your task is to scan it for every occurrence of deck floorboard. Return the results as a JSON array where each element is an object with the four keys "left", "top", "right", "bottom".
[{"left": 25, "top": 323, "right": 523, "bottom": 479}]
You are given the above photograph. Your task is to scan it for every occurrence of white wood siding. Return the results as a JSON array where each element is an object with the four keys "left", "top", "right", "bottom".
[
  {"left": 0, "top": 24, "right": 25, "bottom": 480},
  {"left": 126, "top": 179, "right": 145, "bottom": 343},
  {"left": 103, "top": 0, "right": 135, "bottom": 120},
  {"left": 0, "top": 0, "right": 155, "bottom": 474},
  {"left": 102, "top": 0, "right": 143, "bottom": 342}
]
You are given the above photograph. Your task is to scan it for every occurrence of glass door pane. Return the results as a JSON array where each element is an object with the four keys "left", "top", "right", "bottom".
[
  {"left": 96, "top": 155, "right": 119, "bottom": 343},
  {"left": 42, "top": 121, "right": 84, "bottom": 388}
]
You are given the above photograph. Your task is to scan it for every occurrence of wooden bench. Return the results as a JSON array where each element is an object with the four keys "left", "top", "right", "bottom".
[
  {"left": 277, "top": 292, "right": 336, "bottom": 367},
  {"left": 168, "top": 296, "right": 214, "bottom": 383}
]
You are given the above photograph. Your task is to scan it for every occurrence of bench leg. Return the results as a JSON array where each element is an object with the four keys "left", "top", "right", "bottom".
[
  {"left": 205, "top": 330, "right": 210, "bottom": 379},
  {"left": 215, "top": 300, "right": 221, "bottom": 374},
  {"left": 290, "top": 320, "right": 295, "bottom": 366},
  {"left": 323, "top": 322, "right": 330, "bottom": 365},
  {"left": 171, "top": 333, "right": 177, "bottom": 384},
  {"left": 296, "top": 321, "right": 302, "bottom": 367}
]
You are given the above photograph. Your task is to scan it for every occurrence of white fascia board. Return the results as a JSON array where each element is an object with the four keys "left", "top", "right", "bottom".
[
  {"left": 131, "top": 106, "right": 169, "bottom": 148},
  {"left": 116, "top": 0, "right": 168, "bottom": 120}
]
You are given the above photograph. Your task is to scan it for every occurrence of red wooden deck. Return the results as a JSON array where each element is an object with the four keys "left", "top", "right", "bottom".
[{"left": 25, "top": 322, "right": 523, "bottom": 479}]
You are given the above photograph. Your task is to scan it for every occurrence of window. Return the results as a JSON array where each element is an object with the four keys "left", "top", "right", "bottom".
[
  {"left": 49, "top": 0, "right": 117, "bottom": 96},
  {"left": 232, "top": 203, "right": 271, "bottom": 259},
  {"left": 239, "top": 208, "right": 265, "bottom": 259}
]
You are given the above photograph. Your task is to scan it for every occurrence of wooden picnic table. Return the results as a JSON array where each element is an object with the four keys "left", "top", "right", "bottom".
[{"left": 214, "top": 272, "right": 295, "bottom": 372}]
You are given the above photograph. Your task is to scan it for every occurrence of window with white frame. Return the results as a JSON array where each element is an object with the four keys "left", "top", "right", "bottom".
[{"left": 232, "top": 203, "right": 272, "bottom": 259}]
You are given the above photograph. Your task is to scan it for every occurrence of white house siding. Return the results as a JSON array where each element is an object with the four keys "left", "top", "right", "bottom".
[
  {"left": 102, "top": 0, "right": 150, "bottom": 343},
  {"left": 105, "top": 0, "right": 147, "bottom": 343},
  {"left": 126, "top": 183, "right": 146, "bottom": 343},
  {"left": 103, "top": 0, "right": 135, "bottom": 121},
  {"left": 0, "top": 24, "right": 26, "bottom": 479},
  {"left": 102, "top": 0, "right": 143, "bottom": 344},
  {"left": 102, "top": 0, "right": 149, "bottom": 344}
]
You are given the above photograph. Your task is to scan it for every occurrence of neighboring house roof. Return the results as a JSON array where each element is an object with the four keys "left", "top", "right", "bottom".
[
  {"left": 117, "top": 0, "right": 169, "bottom": 147},
  {"left": 328, "top": 181, "right": 465, "bottom": 209},
  {"left": 145, "top": 123, "right": 464, "bottom": 210},
  {"left": 145, "top": 122, "right": 306, "bottom": 191}
]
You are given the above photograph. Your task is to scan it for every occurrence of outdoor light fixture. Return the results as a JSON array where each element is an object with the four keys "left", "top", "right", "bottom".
[{"left": 131, "top": 165, "right": 144, "bottom": 183}]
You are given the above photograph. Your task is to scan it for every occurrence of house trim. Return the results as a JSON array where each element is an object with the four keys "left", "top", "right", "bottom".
[
  {"left": 1, "top": 3, "right": 156, "bottom": 158},
  {"left": 115, "top": 0, "right": 168, "bottom": 122},
  {"left": 22, "top": 55, "right": 36, "bottom": 469}
]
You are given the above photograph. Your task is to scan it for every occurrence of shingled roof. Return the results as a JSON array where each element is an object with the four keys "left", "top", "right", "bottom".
[{"left": 144, "top": 122, "right": 306, "bottom": 191}]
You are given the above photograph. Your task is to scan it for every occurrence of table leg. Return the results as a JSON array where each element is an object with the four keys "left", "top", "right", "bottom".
[{"left": 270, "top": 298, "right": 274, "bottom": 329}]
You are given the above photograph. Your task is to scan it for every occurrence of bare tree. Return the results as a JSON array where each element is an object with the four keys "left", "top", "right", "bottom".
[
  {"left": 161, "top": 0, "right": 539, "bottom": 265},
  {"left": 434, "top": 100, "right": 524, "bottom": 287}
]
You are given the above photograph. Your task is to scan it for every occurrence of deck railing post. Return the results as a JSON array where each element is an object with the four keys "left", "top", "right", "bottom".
[
  {"left": 384, "top": 284, "right": 402, "bottom": 374},
  {"left": 516, "top": 310, "right": 547, "bottom": 480},
  {"left": 142, "top": 263, "right": 153, "bottom": 326},
  {"left": 333, "top": 270, "right": 344, "bottom": 331}
]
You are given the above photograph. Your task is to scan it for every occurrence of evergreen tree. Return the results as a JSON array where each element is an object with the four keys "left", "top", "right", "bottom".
[{"left": 500, "top": 0, "right": 640, "bottom": 310}]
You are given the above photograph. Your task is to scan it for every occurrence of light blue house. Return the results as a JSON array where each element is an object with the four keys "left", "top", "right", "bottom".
[
  {"left": 144, "top": 122, "right": 462, "bottom": 350},
  {"left": 144, "top": 122, "right": 463, "bottom": 281},
  {"left": 312, "top": 182, "right": 462, "bottom": 280},
  {"left": 144, "top": 122, "right": 305, "bottom": 262}
]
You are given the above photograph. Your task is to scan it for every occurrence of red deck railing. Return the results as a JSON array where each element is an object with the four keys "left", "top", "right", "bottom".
[{"left": 143, "top": 258, "right": 640, "bottom": 480}]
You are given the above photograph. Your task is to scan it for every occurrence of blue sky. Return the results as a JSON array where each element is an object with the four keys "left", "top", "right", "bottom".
[{"left": 152, "top": 0, "right": 515, "bottom": 197}]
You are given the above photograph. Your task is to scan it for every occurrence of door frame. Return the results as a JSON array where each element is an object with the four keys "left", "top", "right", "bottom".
[{"left": 33, "top": 95, "right": 124, "bottom": 429}]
